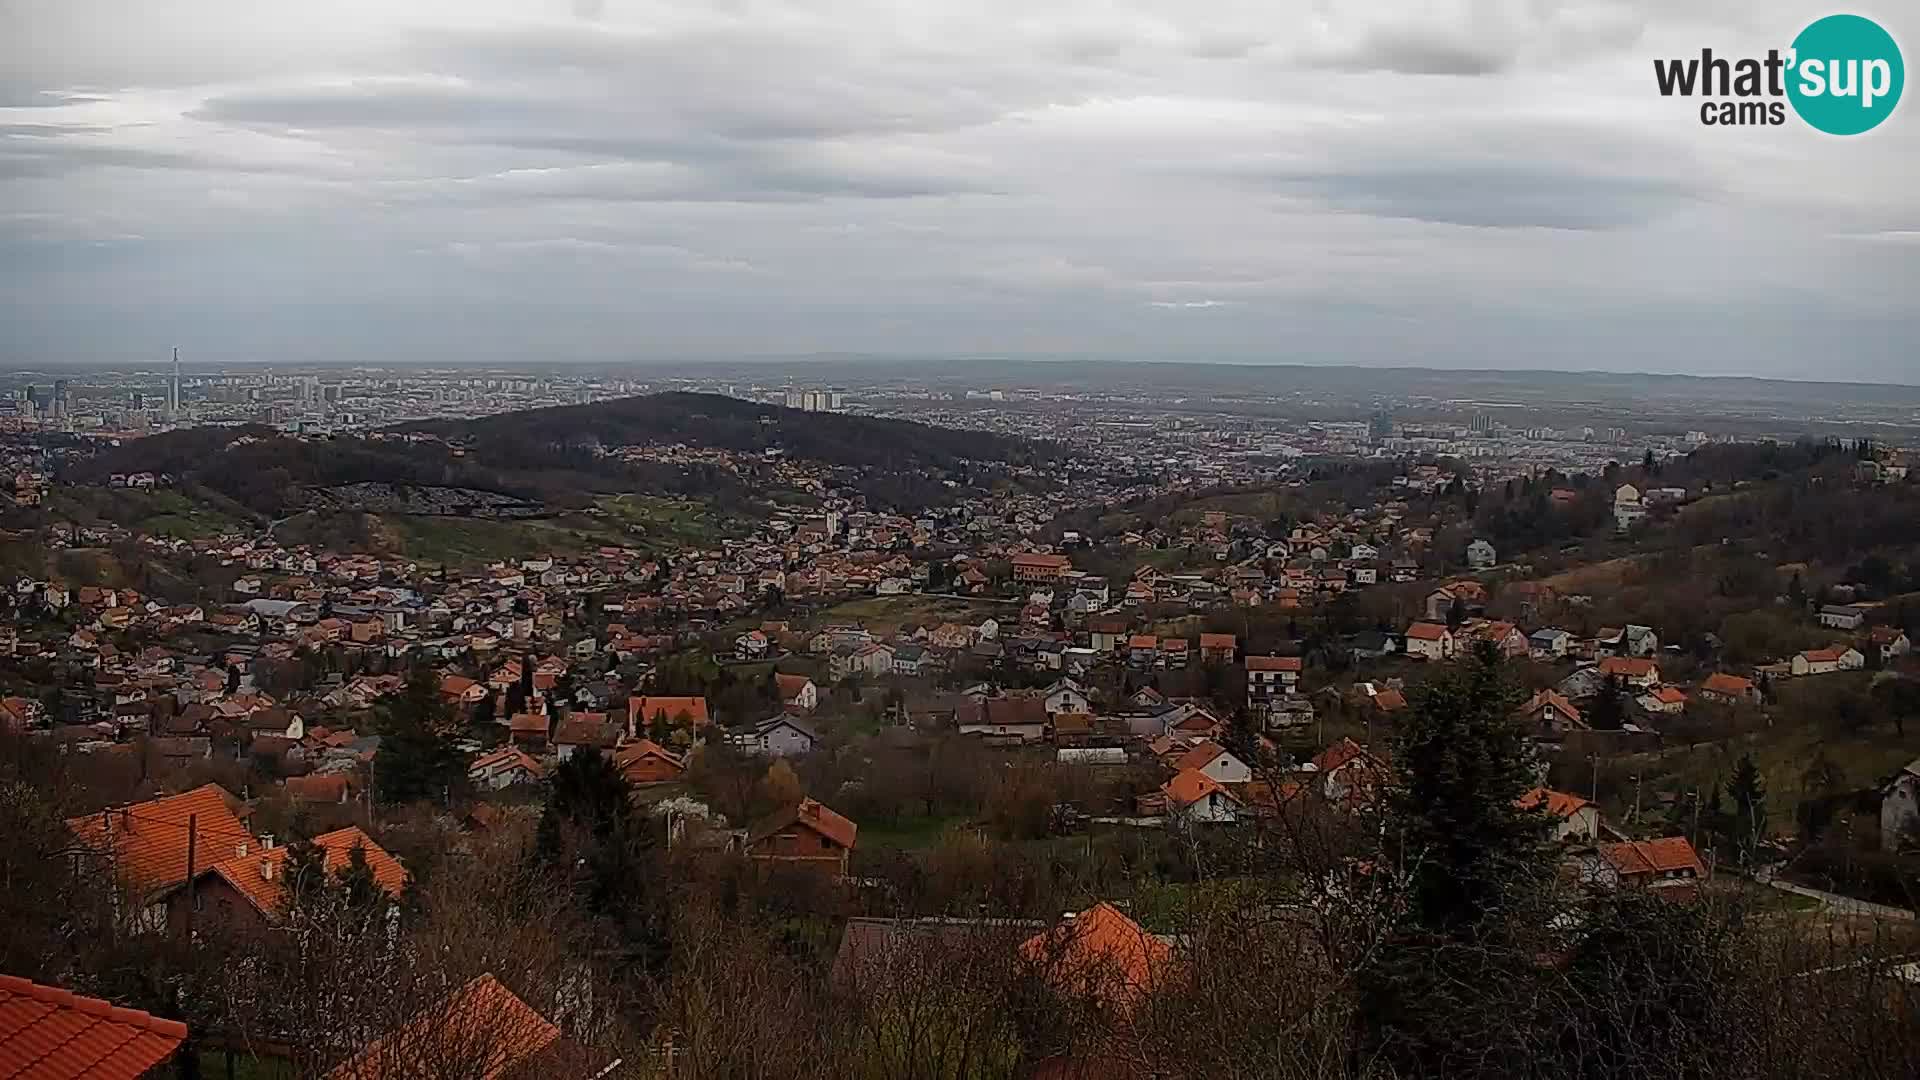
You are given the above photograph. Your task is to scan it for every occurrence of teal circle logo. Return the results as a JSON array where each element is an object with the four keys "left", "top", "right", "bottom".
[{"left": 1787, "top": 14, "right": 1903, "bottom": 134}]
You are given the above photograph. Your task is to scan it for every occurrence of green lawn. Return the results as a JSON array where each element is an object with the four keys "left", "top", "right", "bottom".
[
  {"left": 854, "top": 814, "right": 972, "bottom": 850},
  {"left": 597, "top": 493, "right": 745, "bottom": 550}
]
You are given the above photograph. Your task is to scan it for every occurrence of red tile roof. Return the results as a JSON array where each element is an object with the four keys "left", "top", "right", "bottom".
[
  {"left": 1599, "top": 837, "right": 1705, "bottom": 880},
  {"left": 747, "top": 797, "right": 858, "bottom": 851},
  {"left": 1405, "top": 622, "right": 1449, "bottom": 641},
  {"left": 324, "top": 974, "right": 558, "bottom": 1080},
  {"left": 1599, "top": 657, "right": 1657, "bottom": 678},
  {"left": 1019, "top": 902, "right": 1172, "bottom": 1009},
  {"left": 1245, "top": 655, "right": 1302, "bottom": 672},
  {"left": 628, "top": 696, "right": 711, "bottom": 729},
  {"left": 1172, "top": 740, "right": 1232, "bottom": 774},
  {"left": 1700, "top": 673, "right": 1755, "bottom": 697},
  {"left": 65, "top": 784, "right": 252, "bottom": 897},
  {"left": 0, "top": 974, "right": 187, "bottom": 1079},
  {"left": 1517, "top": 786, "right": 1591, "bottom": 819},
  {"left": 1161, "top": 768, "right": 1237, "bottom": 810},
  {"left": 206, "top": 827, "right": 408, "bottom": 920},
  {"left": 1311, "top": 737, "right": 1378, "bottom": 774}
]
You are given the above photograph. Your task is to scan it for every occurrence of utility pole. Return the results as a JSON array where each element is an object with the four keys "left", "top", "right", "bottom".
[{"left": 1689, "top": 789, "right": 1701, "bottom": 852}]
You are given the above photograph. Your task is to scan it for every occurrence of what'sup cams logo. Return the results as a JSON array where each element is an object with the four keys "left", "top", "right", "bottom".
[{"left": 1654, "top": 13, "right": 1903, "bottom": 133}]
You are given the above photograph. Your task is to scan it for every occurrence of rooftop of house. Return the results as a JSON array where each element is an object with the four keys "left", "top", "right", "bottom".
[
  {"left": 65, "top": 783, "right": 252, "bottom": 897},
  {"left": 0, "top": 974, "right": 189, "bottom": 1080}
]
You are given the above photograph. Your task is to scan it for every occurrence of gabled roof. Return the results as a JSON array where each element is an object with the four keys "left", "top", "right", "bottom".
[
  {"left": 1700, "top": 672, "right": 1755, "bottom": 696},
  {"left": 1019, "top": 902, "right": 1171, "bottom": 1007},
  {"left": 66, "top": 784, "right": 251, "bottom": 897},
  {"left": 1598, "top": 836, "right": 1705, "bottom": 879},
  {"left": 1171, "top": 740, "right": 1236, "bottom": 774},
  {"left": 747, "top": 797, "right": 858, "bottom": 850},
  {"left": 204, "top": 826, "right": 408, "bottom": 920},
  {"left": 774, "top": 672, "right": 814, "bottom": 699},
  {"left": 0, "top": 974, "right": 188, "bottom": 1079},
  {"left": 1519, "top": 688, "right": 1585, "bottom": 726},
  {"left": 469, "top": 746, "right": 545, "bottom": 779},
  {"left": 628, "top": 695, "right": 711, "bottom": 728},
  {"left": 1405, "top": 622, "right": 1450, "bottom": 641},
  {"left": 1161, "top": 767, "right": 1238, "bottom": 809},
  {"left": 1516, "top": 786, "right": 1592, "bottom": 819},
  {"left": 324, "top": 974, "right": 562, "bottom": 1080},
  {"left": 1311, "top": 737, "right": 1379, "bottom": 774},
  {"left": 1599, "top": 657, "right": 1657, "bottom": 678},
  {"left": 1245, "top": 655, "right": 1303, "bottom": 672}
]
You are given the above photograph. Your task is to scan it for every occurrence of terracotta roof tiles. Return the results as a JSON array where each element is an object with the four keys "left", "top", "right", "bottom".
[{"left": 0, "top": 974, "right": 187, "bottom": 1080}]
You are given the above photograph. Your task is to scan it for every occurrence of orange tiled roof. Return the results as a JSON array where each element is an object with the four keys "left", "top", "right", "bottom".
[
  {"left": 747, "top": 797, "right": 858, "bottom": 850},
  {"left": 324, "top": 974, "right": 558, "bottom": 1080},
  {"left": 1161, "top": 768, "right": 1235, "bottom": 809},
  {"left": 1245, "top": 655, "right": 1302, "bottom": 672},
  {"left": 205, "top": 826, "right": 408, "bottom": 920},
  {"left": 1197, "top": 633, "right": 1236, "bottom": 650},
  {"left": 65, "top": 784, "right": 251, "bottom": 897},
  {"left": 1312, "top": 737, "right": 1378, "bottom": 774},
  {"left": 0, "top": 974, "right": 188, "bottom": 1079},
  {"left": 1700, "top": 673, "right": 1754, "bottom": 696},
  {"left": 1405, "top": 622, "right": 1449, "bottom": 641},
  {"left": 1517, "top": 786, "right": 1591, "bottom": 819},
  {"left": 1019, "top": 902, "right": 1172, "bottom": 1008},
  {"left": 1599, "top": 657, "right": 1657, "bottom": 678},
  {"left": 628, "top": 696, "right": 711, "bottom": 729},
  {"left": 1600, "top": 836, "right": 1705, "bottom": 879},
  {"left": 1172, "top": 740, "right": 1231, "bottom": 774}
]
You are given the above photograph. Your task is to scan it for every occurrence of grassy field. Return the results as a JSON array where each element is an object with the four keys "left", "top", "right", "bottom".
[
  {"left": 853, "top": 813, "right": 974, "bottom": 850},
  {"left": 46, "top": 487, "right": 254, "bottom": 540},
  {"left": 820, "top": 594, "right": 1014, "bottom": 635},
  {"left": 597, "top": 493, "right": 745, "bottom": 550}
]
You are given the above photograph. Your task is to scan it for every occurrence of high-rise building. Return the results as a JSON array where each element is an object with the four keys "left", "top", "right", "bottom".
[
  {"left": 168, "top": 348, "right": 182, "bottom": 415},
  {"left": 52, "top": 379, "right": 70, "bottom": 419}
]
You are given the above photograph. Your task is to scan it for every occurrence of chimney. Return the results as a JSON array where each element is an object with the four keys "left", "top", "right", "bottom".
[
  {"left": 260, "top": 858, "right": 274, "bottom": 881},
  {"left": 258, "top": 833, "right": 274, "bottom": 850},
  {"left": 234, "top": 841, "right": 249, "bottom": 858}
]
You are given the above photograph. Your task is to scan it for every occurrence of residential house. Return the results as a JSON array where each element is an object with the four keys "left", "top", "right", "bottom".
[
  {"left": 737, "top": 714, "right": 819, "bottom": 757},
  {"left": 1516, "top": 688, "right": 1586, "bottom": 735},
  {"left": 180, "top": 826, "right": 406, "bottom": 934},
  {"left": 1309, "top": 738, "right": 1389, "bottom": 807},
  {"left": 1127, "top": 635, "right": 1160, "bottom": 667},
  {"left": 628, "top": 695, "right": 711, "bottom": 736},
  {"left": 1637, "top": 686, "right": 1688, "bottom": 714},
  {"left": 1245, "top": 655, "right": 1303, "bottom": 703},
  {"left": 1088, "top": 617, "right": 1130, "bottom": 654},
  {"left": 1791, "top": 646, "right": 1865, "bottom": 677},
  {"left": 775, "top": 672, "right": 819, "bottom": 712},
  {"left": 1159, "top": 768, "right": 1243, "bottom": 824},
  {"left": 324, "top": 973, "right": 604, "bottom": 1080},
  {"left": 1517, "top": 787, "right": 1601, "bottom": 842},
  {"left": 743, "top": 797, "right": 858, "bottom": 876},
  {"left": 1881, "top": 758, "right": 1920, "bottom": 852},
  {"left": 1870, "top": 626, "right": 1912, "bottom": 663},
  {"left": 1018, "top": 903, "right": 1171, "bottom": 1013},
  {"left": 1043, "top": 679, "right": 1092, "bottom": 716},
  {"left": 1197, "top": 633, "right": 1237, "bottom": 665},
  {"left": 552, "top": 713, "right": 621, "bottom": 761},
  {"left": 64, "top": 786, "right": 261, "bottom": 936},
  {"left": 1599, "top": 656, "right": 1662, "bottom": 689},
  {"left": 1403, "top": 622, "right": 1454, "bottom": 661},
  {"left": 1698, "top": 672, "right": 1760, "bottom": 706},
  {"left": 613, "top": 740, "right": 685, "bottom": 785},
  {"left": 1587, "top": 837, "right": 1706, "bottom": 891},
  {"left": 1613, "top": 484, "right": 1646, "bottom": 530},
  {"left": 890, "top": 644, "right": 927, "bottom": 677},
  {"left": 1818, "top": 604, "right": 1867, "bottom": 631},
  {"left": 1528, "top": 628, "right": 1574, "bottom": 660},
  {"left": 506, "top": 712, "right": 550, "bottom": 749},
  {"left": 957, "top": 695, "right": 1049, "bottom": 745},
  {"left": 1171, "top": 740, "right": 1252, "bottom": 785},
  {"left": 1011, "top": 553, "right": 1073, "bottom": 584}
]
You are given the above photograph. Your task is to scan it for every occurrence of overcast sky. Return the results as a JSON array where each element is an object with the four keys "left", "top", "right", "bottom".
[{"left": 3, "top": 1, "right": 1915, "bottom": 380}]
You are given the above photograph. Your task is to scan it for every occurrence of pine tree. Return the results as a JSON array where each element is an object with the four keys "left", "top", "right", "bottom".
[
  {"left": 1389, "top": 642, "right": 1550, "bottom": 934},
  {"left": 1727, "top": 753, "right": 1768, "bottom": 863},
  {"left": 372, "top": 665, "right": 464, "bottom": 806},
  {"left": 1589, "top": 675, "right": 1627, "bottom": 731}
]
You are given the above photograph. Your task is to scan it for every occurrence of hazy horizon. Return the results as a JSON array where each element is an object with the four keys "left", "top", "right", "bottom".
[{"left": 5, "top": 2, "right": 1916, "bottom": 380}]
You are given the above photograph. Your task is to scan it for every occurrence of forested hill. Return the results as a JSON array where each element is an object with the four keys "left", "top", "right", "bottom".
[{"left": 398, "top": 392, "right": 1057, "bottom": 472}]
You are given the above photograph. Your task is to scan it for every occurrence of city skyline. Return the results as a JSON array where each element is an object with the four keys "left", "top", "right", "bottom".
[{"left": 4, "top": 2, "right": 1917, "bottom": 379}]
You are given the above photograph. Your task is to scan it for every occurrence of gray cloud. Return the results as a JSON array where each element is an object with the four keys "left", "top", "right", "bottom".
[{"left": 0, "top": 1, "right": 1913, "bottom": 380}]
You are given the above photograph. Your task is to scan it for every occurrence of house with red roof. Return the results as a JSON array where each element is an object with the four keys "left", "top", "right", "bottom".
[
  {"left": 1697, "top": 672, "right": 1760, "bottom": 706},
  {"left": 65, "top": 784, "right": 253, "bottom": 929},
  {"left": 627, "top": 695, "right": 711, "bottom": 736},
  {"left": 1586, "top": 836, "right": 1707, "bottom": 893},
  {"left": 774, "top": 672, "right": 818, "bottom": 713},
  {"left": 1158, "top": 768, "right": 1243, "bottom": 823},
  {"left": 1598, "top": 656, "right": 1662, "bottom": 688},
  {"left": 1019, "top": 903, "right": 1173, "bottom": 1015},
  {"left": 324, "top": 973, "right": 606, "bottom": 1080},
  {"left": 1245, "top": 655, "right": 1303, "bottom": 703},
  {"left": 613, "top": 739, "right": 685, "bottom": 785},
  {"left": 1791, "top": 646, "right": 1865, "bottom": 677},
  {"left": 1170, "top": 740, "right": 1252, "bottom": 785},
  {"left": 1309, "top": 738, "right": 1391, "bottom": 806},
  {"left": 468, "top": 746, "right": 546, "bottom": 790},
  {"left": 0, "top": 974, "right": 187, "bottom": 1079},
  {"left": 743, "top": 797, "right": 858, "bottom": 877},
  {"left": 175, "top": 826, "right": 408, "bottom": 935},
  {"left": 1516, "top": 787, "right": 1600, "bottom": 841},
  {"left": 1403, "top": 622, "right": 1454, "bottom": 661}
]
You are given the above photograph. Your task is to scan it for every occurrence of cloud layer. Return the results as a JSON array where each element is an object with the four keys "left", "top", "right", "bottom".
[{"left": 3, "top": 0, "right": 1916, "bottom": 379}]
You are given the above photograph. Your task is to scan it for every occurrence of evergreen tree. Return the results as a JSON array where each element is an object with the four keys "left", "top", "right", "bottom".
[
  {"left": 1387, "top": 642, "right": 1550, "bottom": 934},
  {"left": 1726, "top": 753, "right": 1768, "bottom": 863},
  {"left": 1589, "top": 676, "right": 1627, "bottom": 731},
  {"left": 372, "top": 665, "right": 464, "bottom": 806},
  {"left": 533, "top": 747, "right": 667, "bottom": 972}
]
